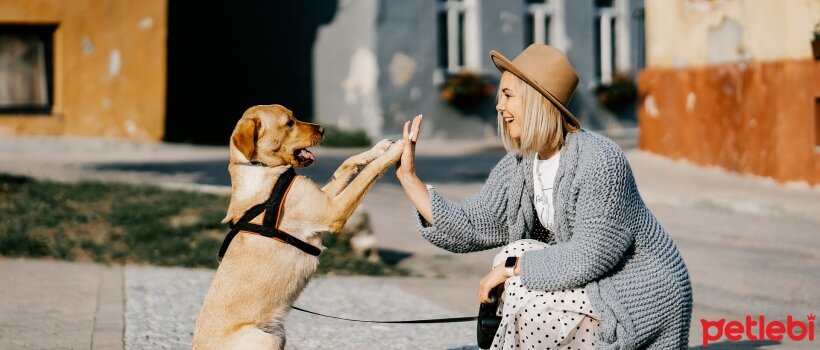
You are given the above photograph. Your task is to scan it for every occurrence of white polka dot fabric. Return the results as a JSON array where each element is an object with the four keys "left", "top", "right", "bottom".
[{"left": 491, "top": 240, "right": 600, "bottom": 350}]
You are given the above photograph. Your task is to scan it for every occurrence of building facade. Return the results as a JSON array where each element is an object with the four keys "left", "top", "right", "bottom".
[
  {"left": 0, "top": 0, "right": 645, "bottom": 143},
  {"left": 639, "top": 0, "right": 820, "bottom": 185},
  {"left": 0, "top": 0, "right": 167, "bottom": 141},
  {"left": 314, "top": 0, "right": 646, "bottom": 141}
]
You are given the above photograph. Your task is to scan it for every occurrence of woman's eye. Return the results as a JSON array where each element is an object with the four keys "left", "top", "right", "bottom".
[{"left": 286, "top": 120, "right": 294, "bottom": 127}]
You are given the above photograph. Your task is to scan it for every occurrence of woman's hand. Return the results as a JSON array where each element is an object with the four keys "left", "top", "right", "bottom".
[
  {"left": 478, "top": 265, "right": 509, "bottom": 304},
  {"left": 396, "top": 115, "right": 422, "bottom": 180},
  {"left": 394, "top": 115, "right": 434, "bottom": 225}
]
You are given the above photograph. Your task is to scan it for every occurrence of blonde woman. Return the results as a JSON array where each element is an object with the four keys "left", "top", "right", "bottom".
[{"left": 396, "top": 45, "right": 692, "bottom": 349}]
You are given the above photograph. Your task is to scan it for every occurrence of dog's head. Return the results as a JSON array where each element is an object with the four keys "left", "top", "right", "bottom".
[{"left": 229, "top": 104, "right": 324, "bottom": 167}]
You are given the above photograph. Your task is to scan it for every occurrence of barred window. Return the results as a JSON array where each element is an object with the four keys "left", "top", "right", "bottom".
[
  {"left": 437, "top": 0, "right": 481, "bottom": 74},
  {"left": 525, "top": 0, "right": 553, "bottom": 46},
  {"left": 594, "top": 0, "right": 622, "bottom": 85}
]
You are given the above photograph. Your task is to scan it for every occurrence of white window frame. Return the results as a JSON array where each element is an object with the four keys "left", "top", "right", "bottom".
[
  {"left": 526, "top": 0, "right": 567, "bottom": 52},
  {"left": 595, "top": 0, "right": 630, "bottom": 85},
  {"left": 439, "top": 0, "right": 481, "bottom": 74}
]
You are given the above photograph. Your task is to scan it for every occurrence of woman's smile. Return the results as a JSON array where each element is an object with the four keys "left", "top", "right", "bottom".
[{"left": 497, "top": 73, "right": 525, "bottom": 139}]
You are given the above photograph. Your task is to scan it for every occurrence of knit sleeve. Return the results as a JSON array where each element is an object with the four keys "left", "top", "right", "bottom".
[
  {"left": 519, "top": 146, "right": 636, "bottom": 290},
  {"left": 410, "top": 155, "right": 515, "bottom": 253}
]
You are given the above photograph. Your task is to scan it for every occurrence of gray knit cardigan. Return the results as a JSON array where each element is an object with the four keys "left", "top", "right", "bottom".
[{"left": 413, "top": 129, "right": 692, "bottom": 349}]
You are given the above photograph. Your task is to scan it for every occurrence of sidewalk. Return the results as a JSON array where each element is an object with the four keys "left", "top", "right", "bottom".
[
  {"left": 1, "top": 134, "right": 819, "bottom": 349},
  {"left": 0, "top": 258, "right": 123, "bottom": 350}
]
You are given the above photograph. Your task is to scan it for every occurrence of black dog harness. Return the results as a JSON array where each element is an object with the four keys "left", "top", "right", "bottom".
[{"left": 217, "top": 167, "right": 321, "bottom": 261}]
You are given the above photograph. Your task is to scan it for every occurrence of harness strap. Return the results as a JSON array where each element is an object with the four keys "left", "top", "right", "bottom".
[
  {"left": 230, "top": 222, "right": 321, "bottom": 256},
  {"left": 217, "top": 168, "right": 321, "bottom": 261}
]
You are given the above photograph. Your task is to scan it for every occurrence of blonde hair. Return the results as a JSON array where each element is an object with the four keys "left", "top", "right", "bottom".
[{"left": 496, "top": 72, "right": 579, "bottom": 156}]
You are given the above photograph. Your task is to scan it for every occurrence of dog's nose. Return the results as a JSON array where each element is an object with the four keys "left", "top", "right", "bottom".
[{"left": 318, "top": 126, "right": 325, "bottom": 135}]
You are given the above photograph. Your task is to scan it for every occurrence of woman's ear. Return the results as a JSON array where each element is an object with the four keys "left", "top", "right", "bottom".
[{"left": 231, "top": 117, "right": 259, "bottom": 162}]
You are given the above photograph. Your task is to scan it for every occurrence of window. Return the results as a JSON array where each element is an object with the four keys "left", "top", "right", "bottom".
[
  {"left": 0, "top": 24, "right": 56, "bottom": 114},
  {"left": 437, "top": 0, "right": 481, "bottom": 74},
  {"left": 525, "top": 0, "right": 567, "bottom": 51},
  {"left": 632, "top": 6, "right": 645, "bottom": 71},
  {"left": 594, "top": 0, "right": 630, "bottom": 85},
  {"left": 815, "top": 97, "right": 819, "bottom": 149}
]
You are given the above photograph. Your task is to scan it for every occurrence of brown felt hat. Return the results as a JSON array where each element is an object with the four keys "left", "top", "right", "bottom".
[{"left": 490, "top": 44, "right": 580, "bottom": 128}]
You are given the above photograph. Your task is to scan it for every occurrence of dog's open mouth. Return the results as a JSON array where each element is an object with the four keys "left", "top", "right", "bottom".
[{"left": 294, "top": 148, "right": 316, "bottom": 167}]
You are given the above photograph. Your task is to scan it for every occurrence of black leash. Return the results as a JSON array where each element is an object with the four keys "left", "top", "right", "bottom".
[
  {"left": 217, "top": 167, "right": 321, "bottom": 261},
  {"left": 292, "top": 306, "right": 477, "bottom": 324}
]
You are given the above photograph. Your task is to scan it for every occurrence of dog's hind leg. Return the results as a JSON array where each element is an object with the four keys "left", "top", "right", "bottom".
[
  {"left": 222, "top": 324, "right": 284, "bottom": 350},
  {"left": 322, "top": 139, "right": 394, "bottom": 196}
]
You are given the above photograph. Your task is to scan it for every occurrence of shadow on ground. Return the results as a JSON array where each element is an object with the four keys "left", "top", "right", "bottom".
[
  {"left": 689, "top": 340, "right": 781, "bottom": 349},
  {"left": 377, "top": 248, "right": 414, "bottom": 265},
  {"left": 91, "top": 153, "right": 507, "bottom": 186}
]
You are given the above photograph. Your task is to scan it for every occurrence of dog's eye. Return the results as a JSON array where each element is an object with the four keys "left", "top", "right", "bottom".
[{"left": 285, "top": 120, "right": 294, "bottom": 127}]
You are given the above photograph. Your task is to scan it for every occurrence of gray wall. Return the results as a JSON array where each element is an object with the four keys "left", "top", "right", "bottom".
[
  {"left": 480, "top": 0, "right": 525, "bottom": 73},
  {"left": 373, "top": 0, "right": 430, "bottom": 138},
  {"left": 313, "top": 0, "right": 382, "bottom": 138},
  {"left": 564, "top": 0, "right": 597, "bottom": 90}
]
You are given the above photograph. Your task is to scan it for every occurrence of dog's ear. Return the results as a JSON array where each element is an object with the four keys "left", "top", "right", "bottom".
[{"left": 231, "top": 117, "right": 259, "bottom": 162}]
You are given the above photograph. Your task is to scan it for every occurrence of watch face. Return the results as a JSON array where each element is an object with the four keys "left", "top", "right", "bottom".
[{"left": 505, "top": 256, "right": 517, "bottom": 268}]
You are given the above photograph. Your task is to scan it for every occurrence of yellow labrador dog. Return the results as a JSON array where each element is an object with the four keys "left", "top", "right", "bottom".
[{"left": 192, "top": 104, "right": 404, "bottom": 349}]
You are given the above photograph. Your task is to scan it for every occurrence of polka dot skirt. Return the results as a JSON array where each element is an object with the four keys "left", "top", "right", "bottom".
[{"left": 490, "top": 239, "right": 600, "bottom": 350}]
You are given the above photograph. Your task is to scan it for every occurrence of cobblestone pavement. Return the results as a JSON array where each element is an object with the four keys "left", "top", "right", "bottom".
[{"left": 124, "top": 266, "right": 477, "bottom": 350}]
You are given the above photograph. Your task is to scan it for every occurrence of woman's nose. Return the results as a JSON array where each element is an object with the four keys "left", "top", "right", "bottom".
[{"left": 496, "top": 100, "right": 505, "bottom": 112}]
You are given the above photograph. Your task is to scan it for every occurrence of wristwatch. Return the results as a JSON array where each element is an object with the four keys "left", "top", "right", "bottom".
[{"left": 504, "top": 256, "right": 518, "bottom": 277}]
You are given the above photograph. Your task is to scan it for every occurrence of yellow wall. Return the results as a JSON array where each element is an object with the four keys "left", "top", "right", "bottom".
[
  {"left": 0, "top": 0, "right": 167, "bottom": 141},
  {"left": 645, "top": 0, "right": 820, "bottom": 68}
]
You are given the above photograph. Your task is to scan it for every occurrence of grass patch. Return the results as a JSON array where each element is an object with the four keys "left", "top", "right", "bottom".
[
  {"left": 319, "top": 126, "right": 372, "bottom": 147},
  {"left": 0, "top": 173, "right": 408, "bottom": 275}
]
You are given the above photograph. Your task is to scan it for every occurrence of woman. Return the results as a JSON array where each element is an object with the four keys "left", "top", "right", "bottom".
[{"left": 396, "top": 45, "right": 692, "bottom": 349}]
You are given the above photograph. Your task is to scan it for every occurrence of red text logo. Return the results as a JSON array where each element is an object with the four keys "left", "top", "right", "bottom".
[{"left": 701, "top": 314, "right": 815, "bottom": 347}]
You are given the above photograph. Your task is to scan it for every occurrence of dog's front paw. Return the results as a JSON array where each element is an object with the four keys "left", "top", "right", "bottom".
[
  {"left": 346, "top": 140, "right": 391, "bottom": 169},
  {"left": 384, "top": 139, "right": 405, "bottom": 162},
  {"left": 372, "top": 139, "right": 394, "bottom": 153}
]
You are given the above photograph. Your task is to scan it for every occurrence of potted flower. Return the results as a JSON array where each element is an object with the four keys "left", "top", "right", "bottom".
[
  {"left": 594, "top": 73, "right": 638, "bottom": 113},
  {"left": 440, "top": 70, "right": 495, "bottom": 112}
]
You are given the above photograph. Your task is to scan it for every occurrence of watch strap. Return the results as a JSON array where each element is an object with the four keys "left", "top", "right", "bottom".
[{"left": 504, "top": 256, "right": 518, "bottom": 277}]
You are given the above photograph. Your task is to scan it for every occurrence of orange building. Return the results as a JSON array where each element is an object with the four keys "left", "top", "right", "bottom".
[
  {"left": 0, "top": 0, "right": 167, "bottom": 141},
  {"left": 638, "top": 0, "right": 820, "bottom": 185}
]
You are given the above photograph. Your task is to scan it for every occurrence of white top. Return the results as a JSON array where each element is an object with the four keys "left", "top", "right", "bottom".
[{"left": 532, "top": 151, "right": 561, "bottom": 231}]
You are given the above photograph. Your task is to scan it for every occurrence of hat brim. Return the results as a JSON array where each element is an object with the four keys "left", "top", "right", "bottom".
[{"left": 490, "top": 50, "right": 580, "bottom": 129}]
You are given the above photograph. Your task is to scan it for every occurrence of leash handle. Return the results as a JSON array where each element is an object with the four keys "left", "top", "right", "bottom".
[{"left": 292, "top": 306, "right": 477, "bottom": 324}]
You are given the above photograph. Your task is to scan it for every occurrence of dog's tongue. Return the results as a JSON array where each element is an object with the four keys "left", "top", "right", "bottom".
[{"left": 300, "top": 149, "right": 315, "bottom": 162}]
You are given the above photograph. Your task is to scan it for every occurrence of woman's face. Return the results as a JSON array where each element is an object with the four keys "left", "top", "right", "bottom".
[{"left": 496, "top": 73, "right": 524, "bottom": 139}]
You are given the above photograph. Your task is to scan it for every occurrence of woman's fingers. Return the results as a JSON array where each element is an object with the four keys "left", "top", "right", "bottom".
[
  {"left": 397, "top": 119, "right": 415, "bottom": 176},
  {"left": 478, "top": 266, "right": 507, "bottom": 303},
  {"left": 479, "top": 290, "right": 489, "bottom": 304},
  {"left": 478, "top": 277, "right": 491, "bottom": 304},
  {"left": 410, "top": 115, "right": 422, "bottom": 142}
]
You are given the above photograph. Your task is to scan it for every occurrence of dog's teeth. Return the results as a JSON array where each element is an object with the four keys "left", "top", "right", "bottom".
[{"left": 299, "top": 149, "right": 315, "bottom": 162}]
